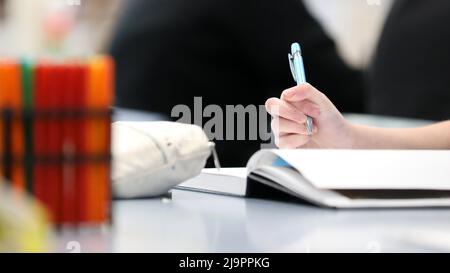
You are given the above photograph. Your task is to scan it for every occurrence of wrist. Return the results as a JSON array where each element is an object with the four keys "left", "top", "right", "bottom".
[{"left": 344, "top": 122, "right": 361, "bottom": 149}]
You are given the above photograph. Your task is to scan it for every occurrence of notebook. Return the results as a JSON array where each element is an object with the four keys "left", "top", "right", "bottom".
[{"left": 178, "top": 150, "right": 450, "bottom": 208}]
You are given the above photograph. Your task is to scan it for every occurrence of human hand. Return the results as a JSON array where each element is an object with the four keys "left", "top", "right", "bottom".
[{"left": 265, "top": 83, "right": 355, "bottom": 149}]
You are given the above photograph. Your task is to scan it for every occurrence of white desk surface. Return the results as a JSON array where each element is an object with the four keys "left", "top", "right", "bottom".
[
  {"left": 53, "top": 110, "right": 447, "bottom": 253},
  {"left": 55, "top": 189, "right": 450, "bottom": 253}
]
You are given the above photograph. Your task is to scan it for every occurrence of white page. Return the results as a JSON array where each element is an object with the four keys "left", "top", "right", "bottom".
[
  {"left": 201, "top": 168, "right": 248, "bottom": 178},
  {"left": 178, "top": 168, "right": 247, "bottom": 196},
  {"left": 273, "top": 150, "right": 450, "bottom": 190}
]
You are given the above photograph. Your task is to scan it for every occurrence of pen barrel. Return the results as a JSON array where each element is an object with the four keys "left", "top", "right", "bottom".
[
  {"left": 290, "top": 43, "right": 312, "bottom": 134},
  {"left": 293, "top": 55, "right": 307, "bottom": 85}
]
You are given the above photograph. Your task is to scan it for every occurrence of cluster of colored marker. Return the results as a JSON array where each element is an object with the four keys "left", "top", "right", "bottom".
[{"left": 0, "top": 56, "right": 114, "bottom": 226}]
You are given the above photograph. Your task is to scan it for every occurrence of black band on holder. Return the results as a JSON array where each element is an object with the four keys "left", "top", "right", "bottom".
[
  {"left": 34, "top": 154, "right": 112, "bottom": 165},
  {"left": 23, "top": 109, "right": 33, "bottom": 193},
  {"left": 0, "top": 107, "right": 113, "bottom": 185},
  {"left": 0, "top": 154, "right": 112, "bottom": 165},
  {"left": 0, "top": 108, "right": 113, "bottom": 119}
]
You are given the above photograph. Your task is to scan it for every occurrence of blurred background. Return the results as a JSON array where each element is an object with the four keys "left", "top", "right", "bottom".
[
  {"left": 0, "top": 0, "right": 396, "bottom": 184},
  {"left": 0, "top": 0, "right": 392, "bottom": 68},
  {"left": 0, "top": 0, "right": 413, "bottom": 168},
  {"left": 3, "top": 0, "right": 448, "bottom": 168}
]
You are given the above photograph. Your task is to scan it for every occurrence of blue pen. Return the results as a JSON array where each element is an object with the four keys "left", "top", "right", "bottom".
[{"left": 288, "top": 43, "right": 313, "bottom": 135}]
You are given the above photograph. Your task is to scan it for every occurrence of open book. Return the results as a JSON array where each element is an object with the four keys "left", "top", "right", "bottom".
[{"left": 178, "top": 150, "right": 450, "bottom": 208}]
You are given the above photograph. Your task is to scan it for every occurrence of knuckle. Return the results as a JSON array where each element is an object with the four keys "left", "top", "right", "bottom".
[
  {"left": 300, "top": 83, "right": 312, "bottom": 93},
  {"left": 278, "top": 137, "right": 295, "bottom": 149}
]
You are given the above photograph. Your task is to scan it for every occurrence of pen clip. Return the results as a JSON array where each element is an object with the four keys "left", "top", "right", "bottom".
[{"left": 288, "top": 53, "right": 297, "bottom": 82}]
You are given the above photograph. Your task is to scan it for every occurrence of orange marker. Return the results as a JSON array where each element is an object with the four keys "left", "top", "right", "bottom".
[
  {"left": 85, "top": 56, "right": 114, "bottom": 224},
  {"left": 8, "top": 61, "right": 26, "bottom": 193},
  {"left": 0, "top": 59, "right": 25, "bottom": 191},
  {"left": 0, "top": 60, "right": 7, "bottom": 178}
]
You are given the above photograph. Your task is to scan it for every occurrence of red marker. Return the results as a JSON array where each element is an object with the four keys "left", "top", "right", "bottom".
[{"left": 33, "top": 63, "right": 50, "bottom": 213}]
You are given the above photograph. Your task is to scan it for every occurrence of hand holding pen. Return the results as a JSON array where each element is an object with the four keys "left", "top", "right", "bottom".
[
  {"left": 265, "top": 43, "right": 450, "bottom": 150},
  {"left": 266, "top": 82, "right": 450, "bottom": 150},
  {"left": 265, "top": 43, "right": 353, "bottom": 149}
]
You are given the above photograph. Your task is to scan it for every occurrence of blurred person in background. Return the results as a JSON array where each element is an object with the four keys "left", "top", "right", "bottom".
[
  {"left": 367, "top": 0, "right": 450, "bottom": 120},
  {"left": 76, "top": 0, "right": 122, "bottom": 52}
]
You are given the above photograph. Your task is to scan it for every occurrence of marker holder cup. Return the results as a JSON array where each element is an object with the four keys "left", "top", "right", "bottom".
[{"left": 0, "top": 107, "right": 112, "bottom": 227}]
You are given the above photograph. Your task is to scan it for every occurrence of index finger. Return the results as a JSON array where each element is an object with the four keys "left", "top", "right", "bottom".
[{"left": 281, "top": 83, "right": 327, "bottom": 105}]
